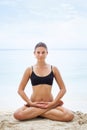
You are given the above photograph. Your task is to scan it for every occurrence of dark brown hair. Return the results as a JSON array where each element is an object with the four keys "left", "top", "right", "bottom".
[{"left": 34, "top": 42, "right": 48, "bottom": 51}]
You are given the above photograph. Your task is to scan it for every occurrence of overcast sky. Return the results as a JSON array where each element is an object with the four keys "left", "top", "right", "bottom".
[{"left": 0, "top": 0, "right": 87, "bottom": 49}]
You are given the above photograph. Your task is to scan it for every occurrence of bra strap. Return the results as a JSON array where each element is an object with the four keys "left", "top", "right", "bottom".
[
  {"left": 51, "top": 65, "right": 53, "bottom": 71},
  {"left": 32, "top": 66, "right": 33, "bottom": 71}
]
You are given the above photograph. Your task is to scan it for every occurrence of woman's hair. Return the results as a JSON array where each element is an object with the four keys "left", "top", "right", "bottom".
[{"left": 34, "top": 42, "right": 48, "bottom": 51}]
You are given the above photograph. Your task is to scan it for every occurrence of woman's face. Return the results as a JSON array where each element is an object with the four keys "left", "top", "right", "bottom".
[{"left": 34, "top": 47, "right": 48, "bottom": 61}]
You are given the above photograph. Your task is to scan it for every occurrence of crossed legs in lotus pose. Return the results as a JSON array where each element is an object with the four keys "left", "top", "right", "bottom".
[{"left": 14, "top": 105, "right": 74, "bottom": 122}]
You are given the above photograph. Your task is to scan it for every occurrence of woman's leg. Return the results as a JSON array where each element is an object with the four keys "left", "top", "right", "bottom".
[{"left": 40, "top": 106, "right": 74, "bottom": 122}]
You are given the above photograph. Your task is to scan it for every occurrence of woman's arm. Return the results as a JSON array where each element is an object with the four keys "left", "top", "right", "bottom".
[
  {"left": 53, "top": 66, "right": 66, "bottom": 105},
  {"left": 17, "top": 67, "right": 32, "bottom": 104}
]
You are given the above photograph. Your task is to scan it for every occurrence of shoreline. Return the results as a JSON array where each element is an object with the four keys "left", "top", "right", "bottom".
[{"left": 0, "top": 111, "right": 87, "bottom": 130}]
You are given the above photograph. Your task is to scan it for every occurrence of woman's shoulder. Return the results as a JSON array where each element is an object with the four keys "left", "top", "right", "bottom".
[
  {"left": 24, "top": 66, "right": 32, "bottom": 76},
  {"left": 25, "top": 66, "right": 32, "bottom": 71},
  {"left": 52, "top": 65, "right": 58, "bottom": 70},
  {"left": 52, "top": 65, "right": 60, "bottom": 75}
]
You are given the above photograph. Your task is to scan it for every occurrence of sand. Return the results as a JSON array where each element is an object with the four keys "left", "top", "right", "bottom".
[{"left": 0, "top": 111, "right": 87, "bottom": 130}]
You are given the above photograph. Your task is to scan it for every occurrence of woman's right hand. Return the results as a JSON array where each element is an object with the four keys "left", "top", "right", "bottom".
[{"left": 28, "top": 101, "right": 37, "bottom": 107}]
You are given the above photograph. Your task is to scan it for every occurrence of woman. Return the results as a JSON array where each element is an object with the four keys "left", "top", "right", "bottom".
[{"left": 14, "top": 42, "right": 74, "bottom": 121}]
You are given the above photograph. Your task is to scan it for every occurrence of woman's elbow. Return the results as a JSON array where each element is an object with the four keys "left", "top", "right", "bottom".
[
  {"left": 17, "top": 89, "right": 22, "bottom": 95},
  {"left": 64, "top": 87, "right": 67, "bottom": 94}
]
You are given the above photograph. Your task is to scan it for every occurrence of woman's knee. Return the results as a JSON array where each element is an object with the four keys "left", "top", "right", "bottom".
[
  {"left": 13, "top": 111, "right": 24, "bottom": 121},
  {"left": 64, "top": 111, "right": 74, "bottom": 122}
]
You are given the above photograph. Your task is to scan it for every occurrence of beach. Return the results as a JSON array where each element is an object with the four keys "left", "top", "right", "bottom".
[
  {"left": 0, "top": 111, "right": 87, "bottom": 130},
  {"left": 0, "top": 0, "right": 87, "bottom": 129}
]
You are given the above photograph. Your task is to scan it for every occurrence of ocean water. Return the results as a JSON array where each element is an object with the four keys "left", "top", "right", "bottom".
[{"left": 0, "top": 49, "right": 87, "bottom": 112}]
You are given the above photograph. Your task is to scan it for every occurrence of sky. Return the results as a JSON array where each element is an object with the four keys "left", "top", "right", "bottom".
[{"left": 0, "top": 0, "right": 87, "bottom": 49}]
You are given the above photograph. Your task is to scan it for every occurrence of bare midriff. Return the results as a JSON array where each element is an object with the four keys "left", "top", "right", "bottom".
[{"left": 30, "top": 84, "right": 53, "bottom": 102}]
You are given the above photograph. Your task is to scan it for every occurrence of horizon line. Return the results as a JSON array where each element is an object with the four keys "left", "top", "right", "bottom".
[{"left": 0, "top": 48, "right": 87, "bottom": 51}]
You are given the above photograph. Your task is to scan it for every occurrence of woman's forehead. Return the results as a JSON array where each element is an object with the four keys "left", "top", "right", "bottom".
[{"left": 35, "top": 47, "right": 47, "bottom": 51}]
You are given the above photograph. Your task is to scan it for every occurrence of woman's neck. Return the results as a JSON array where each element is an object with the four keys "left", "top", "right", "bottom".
[{"left": 36, "top": 61, "right": 47, "bottom": 67}]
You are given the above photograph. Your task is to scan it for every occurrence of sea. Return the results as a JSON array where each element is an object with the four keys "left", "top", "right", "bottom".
[{"left": 0, "top": 49, "right": 87, "bottom": 113}]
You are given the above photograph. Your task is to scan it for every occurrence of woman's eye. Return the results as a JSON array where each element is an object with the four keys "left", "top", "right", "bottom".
[
  {"left": 42, "top": 52, "right": 45, "bottom": 54},
  {"left": 37, "top": 51, "right": 40, "bottom": 54}
]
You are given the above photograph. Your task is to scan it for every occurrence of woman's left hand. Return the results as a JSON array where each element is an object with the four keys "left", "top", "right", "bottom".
[{"left": 33, "top": 100, "right": 63, "bottom": 109}]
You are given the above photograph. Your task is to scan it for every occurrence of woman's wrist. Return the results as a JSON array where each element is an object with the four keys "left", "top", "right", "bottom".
[
  {"left": 53, "top": 100, "right": 63, "bottom": 106},
  {"left": 27, "top": 100, "right": 32, "bottom": 105}
]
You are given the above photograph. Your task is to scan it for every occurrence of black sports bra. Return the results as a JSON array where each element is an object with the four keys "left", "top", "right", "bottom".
[{"left": 30, "top": 66, "right": 54, "bottom": 86}]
